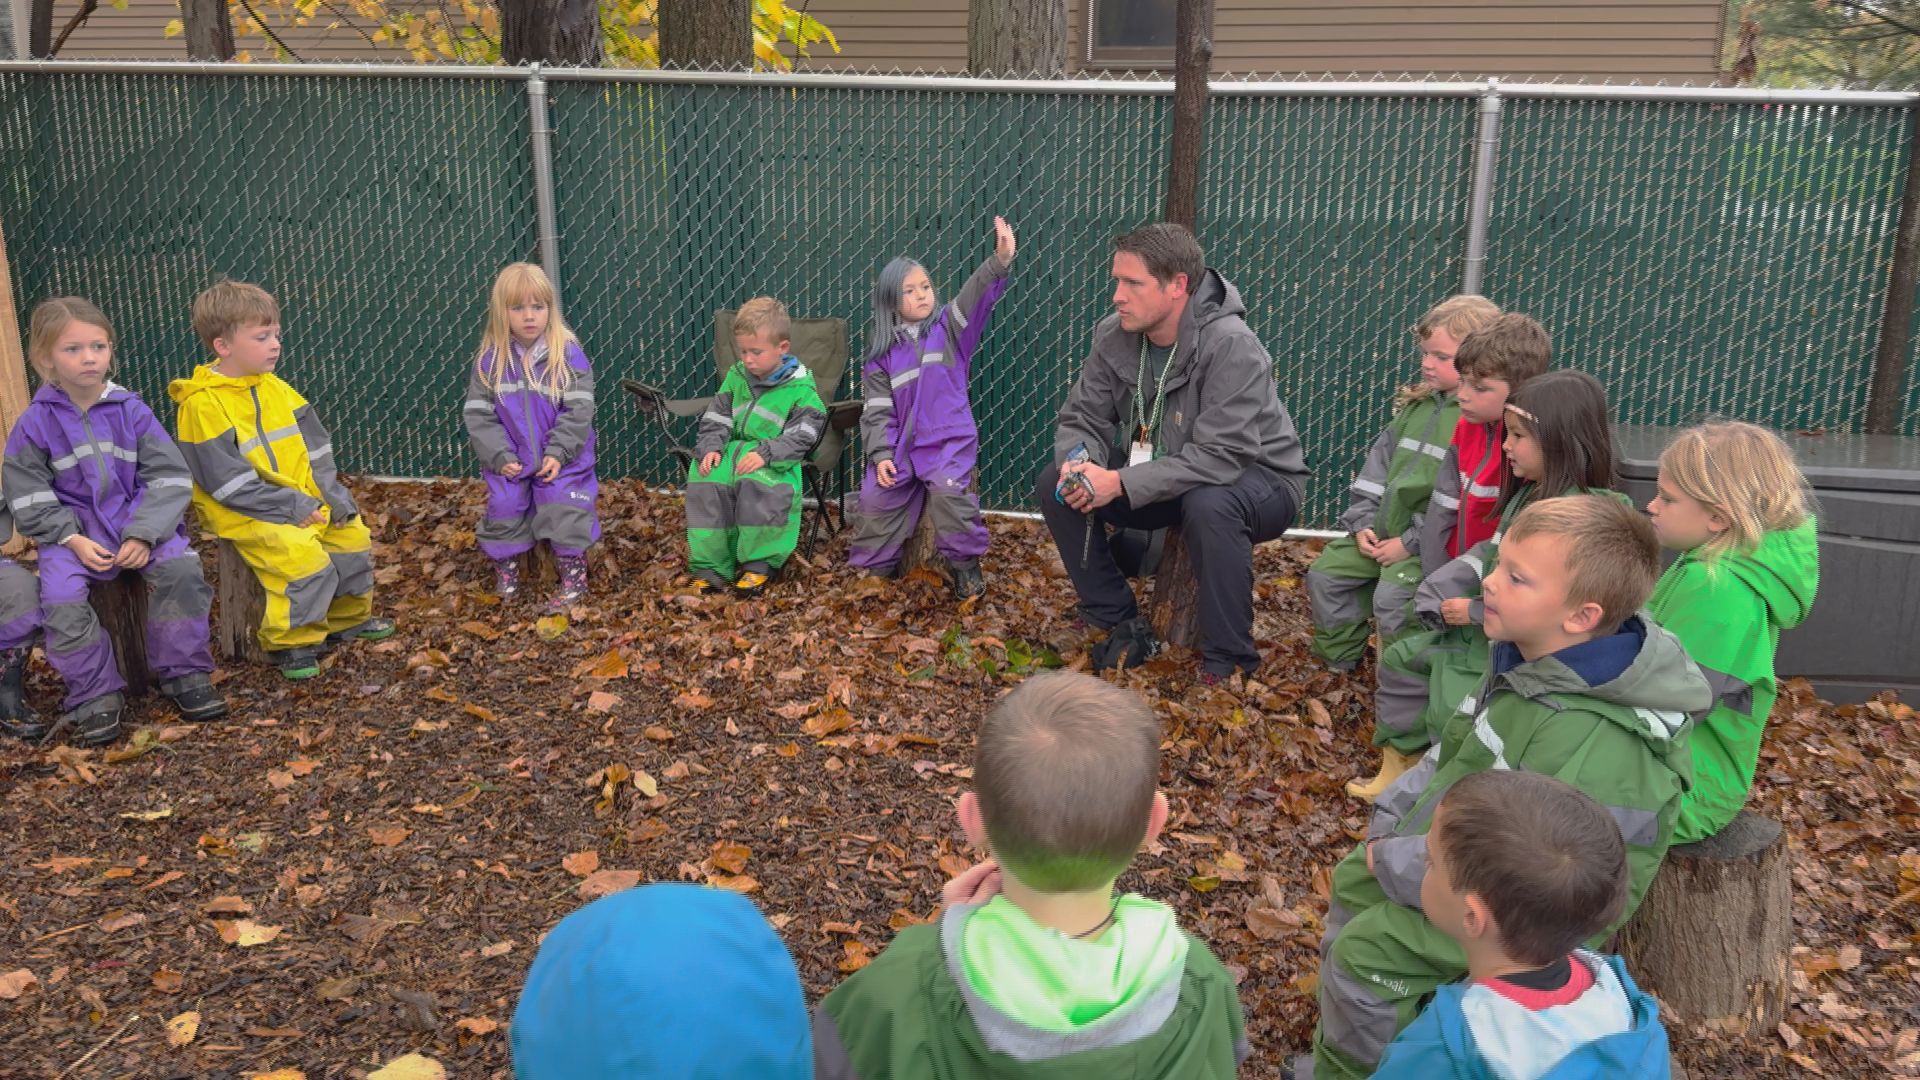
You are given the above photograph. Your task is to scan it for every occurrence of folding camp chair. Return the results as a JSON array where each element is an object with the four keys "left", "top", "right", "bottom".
[{"left": 622, "top": 311, "right": 863, "bottom": 559}]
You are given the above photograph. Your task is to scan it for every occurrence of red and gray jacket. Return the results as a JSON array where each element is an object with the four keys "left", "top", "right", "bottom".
[{"left": 1415, "top": 417, "right": 1506, "bottom": 578}]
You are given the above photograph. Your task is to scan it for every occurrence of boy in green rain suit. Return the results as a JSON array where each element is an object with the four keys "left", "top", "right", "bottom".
[{"left": 685, "top": 298, "right": 828, "bottom": 596}]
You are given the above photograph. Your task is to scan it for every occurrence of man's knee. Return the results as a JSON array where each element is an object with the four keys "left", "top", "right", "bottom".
[
  {"left": 1031, "top": 460, "right": 1062, "bottom": 505},
  {"left": 1179, "top": 483, "right": 1243, "bottom": 530}
]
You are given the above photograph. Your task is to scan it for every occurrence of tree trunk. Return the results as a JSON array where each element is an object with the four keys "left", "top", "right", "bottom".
[
  {"left": 900, "top": 512, "right": 941, "bottom": 577},
  {"left": 658, "top": 0, "right": 752, "bottom": 70},
  {"left": 1148, "top": 526, "right": 1199, "bottom": 649},
  {"left": 89, "top": 574, "right": 152, "bottom": 698},
  {"left": 215, "top": 539, "right": 266, "bottom": 666},
  {"left": 0, "top": 218, "right": 27, "bottom": 559},
  {"left": 502, "top": 0, "right": 602, "bottom": 66},
  {"left": 1163, "top": 0, "right": 1215, "bottom": 229},
  {"left": 27, "top": 0, "right": 51, "bottom": 57},
  {"left": 1616, "top": 812, "right": 1792, "bottom": 1035},
  {"left": 180, "top": 0, "right": 235, "bottom": 61},
  {"left": 967, "top": 0, "right": 1066, "bottom": 76}
]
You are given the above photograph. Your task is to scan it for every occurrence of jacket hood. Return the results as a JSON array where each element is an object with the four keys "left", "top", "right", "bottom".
[
  {"left": 511, "top": 883, "right": 810, "bottom": 1079},
  {"left": 1428, "top": 952, "right": 1670, "bottom": 1079},
  {"left": 1181, "top": 269, "right": 1246, "bottom": 336},
  {"left": 168, "top": 362, "right": 261, "bottom": 405},
  {"left": 1716, "top": 517, "right": 1819, "bottom": 631},
  {"left": 1492, "top": 616, "right": 1713, "bottom": 741}
]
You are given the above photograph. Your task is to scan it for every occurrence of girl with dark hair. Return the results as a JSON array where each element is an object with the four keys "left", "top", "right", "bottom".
[{"left": 848, "top": 217, "right": 1016, "bottom": 599}]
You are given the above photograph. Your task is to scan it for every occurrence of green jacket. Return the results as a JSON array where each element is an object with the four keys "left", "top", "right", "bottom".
[
  {"left": 693, "top": 360, "right": 828, "bottom": 466},
  {"left": 1649, "top": 519, "right": 1819, "bottom": 842},
  {"left": 1368, "top": 617, "right": 1712, "bottom": 928},
  {"left": 814, "top": 899, "right": 1249, "bottom": 1079},
  {"left": 1336, "top": 388, "right": 1458, "bottom": 542}
]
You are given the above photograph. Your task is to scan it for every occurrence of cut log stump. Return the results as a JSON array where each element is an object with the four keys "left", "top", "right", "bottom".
[
  {"left": 900, "top": 511, "right": 942, "bottom": 578},
  {"left": 214, "top": 539, "right": 266, "bottom": 665},
  {"left": 1616, "top": 811, "right": 1792, "bottom": 1035},
  {"left": 1148, "top": 525, "right": 1200, "bottom": 648},
  {"left": 87, "top": 572, "right": 153, "bottom": 698},
  {"left": 519, "top": 541, "right": 559, "bottom": 592}
]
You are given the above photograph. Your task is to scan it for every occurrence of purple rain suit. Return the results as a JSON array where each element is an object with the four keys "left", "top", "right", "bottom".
[
  {"left": 0, "top": 503, "right": 38, "bottom": 652},
  {"left": 462, "top": 338, "right": 601, "bottom": 561},
  {"left": 848, "top": 255, "right": 1010, "bottom": 571},
  {"left": 3, "top": 383, "right": 215, "bottom": 708}
]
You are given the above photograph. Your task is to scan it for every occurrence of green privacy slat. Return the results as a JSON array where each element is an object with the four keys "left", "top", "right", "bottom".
[{"left": 3, "top": 73, "right": 1915, "bottom": 530}]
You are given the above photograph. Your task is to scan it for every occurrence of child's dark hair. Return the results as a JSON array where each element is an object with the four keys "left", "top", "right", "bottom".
[
  {"left": 974, "top": 671, "right": 1161, "bottom": 893},
  {"left": 1434, "top": 770, "right": 1628, "bottom": 967},
  {"left": 1455, "top": 313, "right": 1550, "bottom": 388},
  {"left": 865, "top": 256, "right": 926, "bottom": 362},
  {"left": 1500, "top": 369, "right": 1616, "bottom": 508},
  {"left": 1113, "top": 222, "right": 1205, "bottom": 292}
]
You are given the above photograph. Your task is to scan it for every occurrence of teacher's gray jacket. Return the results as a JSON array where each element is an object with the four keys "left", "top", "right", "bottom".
[{"left": 1052, "top": 268, "right": 1309, "bottom": 509}]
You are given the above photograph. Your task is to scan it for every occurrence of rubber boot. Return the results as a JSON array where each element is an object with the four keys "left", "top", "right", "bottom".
[{"left": 1345, "top": 745, "right": 1422, "bottom": 802}]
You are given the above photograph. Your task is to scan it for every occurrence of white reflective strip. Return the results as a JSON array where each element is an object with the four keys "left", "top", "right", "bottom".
[
  {"left": 463, "top": 398, "right": 494, "bottom": 412},
  {"left": 493, "top": 382, "right": 528, "bottom": 395},
  {"left": 1398, "top": 437, "right": 1447, "bottom": 460},
  {"left": 700, "top": 410, "right": 731, "bottom": 427},
  {"left": 49, "top": 450, "right": 81, "bottom": 470},
  {"left": 792, "top": 422, "right": 820, "bottom": 441},
  {"left": 210, "top": 473, "right": 254, "bottom": 501},
  {"left": 51, "top": 443, "right": 139, "bottom": 470},
  {"left": 865, "top": 397, "right": 893, "bottom": 410},
  {"left": 563, "top": 391, "right": 594, "bottom": 403},
  {"left": 1461, "top": 553, "right": 1485, "bottom": 576},
  {"left": 1491, "top": 528, "right": 1506, "bottom": 544},
  {"left": 1431, "top": 492, "right": 1460, "bottom": 510},
  {"left": 309, "top": 443, "right": 333, "bottom": 460},
  {"left": 265, "top": 425, "right": 300, "bottom": 442},
  {"left": 1472, "top": 711, "right": 1511, "bottom": 770},
  {"left": 949, "top": 302, "right": 968, "bottom": 330},
  {"left": 751, "top": 405, "right": 784, "bottom": 427},
  {"left": 1466, "top": 480, "right": 1501, "bottom": 498},
  {"left": 237, "top": 436, "right": 261, "bottom": 455},
  {"left": 149, "top": 476, "right": 192, "bottom": 489},
  {"left": 1632, "top": 707, "right": 1688, "bottom": 740},
  {"left": 918, "top": 351, "right": 947, "bottom": 368},
  {"left": 1350, "top": 478, "right": 1386, "bottom": 497},
  {"left": 1458, "top": 695, "right": 1478, "bottom": 715},
  {"left": 890, "top": 367, "right": 922, "bottom": 389},
  {"left": 9, "top": 491, "right": 58, "bottom": 511}
]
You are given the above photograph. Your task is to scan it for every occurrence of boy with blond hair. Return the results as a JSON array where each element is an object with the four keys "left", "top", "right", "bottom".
[
  {"left": 814, "top": 671, "right": 1249, "bottom": 1079},
  {"left": 1309, "top": 294, "right": 1498, "bottom": 672},
  {"left": 169, "top": 280, "right": 393, "bottom": 680},
  {"left": 685, "top": 298, "right": 828, "bottom": 595},
  {"left": 1297, "top": 495, "right": 1708, "bottom": 1080}
]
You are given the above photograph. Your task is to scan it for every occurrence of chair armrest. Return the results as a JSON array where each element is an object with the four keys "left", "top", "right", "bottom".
[
  {"left": 826, "top": 400, "right": 864, "bottom": 433},
  {"left": 623, "top": 378, "right": 710, "bottom": 420}
]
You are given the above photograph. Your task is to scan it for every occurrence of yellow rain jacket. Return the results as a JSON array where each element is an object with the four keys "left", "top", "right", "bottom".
[{"left": 168, "top": 364, "right": 358, "bottom": 535}]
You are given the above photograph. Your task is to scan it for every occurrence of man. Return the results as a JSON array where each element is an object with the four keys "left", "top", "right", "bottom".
[{"left": 1037, "top": 223, "right": 1308, "bottom": 681}]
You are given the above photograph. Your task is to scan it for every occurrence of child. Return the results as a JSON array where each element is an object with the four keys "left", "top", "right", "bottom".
[
  {"left": 1647, "top": 421, "right": 1818, "bottom": 843},
  {"left": 1300, "top": 495, "right": 1707, "bottom": 1080},
  {"left": 170, "top": 280, "right": 393, "bottom": 680},
  {"left": 0, "top": 502, "right": 45, "bottom": 739},
  {"left": 1351, "top": 360, "right": 1591, "bottom": 803},
  {"left": 462, "top": 262, "right": 600, "bottom": 610},
  {"left": 685, "top": 298, "right": 828, "bottom": 595},
  {"left": 814, "top": 671, "right": 1249, "bottom": 1078},
  {"left": 513, "top": 883, "right": 812, "bottom": 1078},
  {"left": 848, "top": 216, "right": 1016, "bottom": 599},
  {"left": 1370, "top": 770, "right": 1672, "bottom": 1079},
  {"left": 1308, "top": 295, "right": 1498, "bottom": 671},
  {"left": 3, "top": 298, "right": 225, "bottom": 745}
]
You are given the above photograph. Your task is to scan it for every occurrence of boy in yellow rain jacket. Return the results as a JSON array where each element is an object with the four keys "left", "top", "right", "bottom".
[{"left": 169, "top": 280, "right": 394, "bottom": 679}]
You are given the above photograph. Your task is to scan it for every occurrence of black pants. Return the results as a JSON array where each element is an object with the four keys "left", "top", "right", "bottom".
[{"left": 1035, "top": 461, "right": 1299, "bottom": 675}]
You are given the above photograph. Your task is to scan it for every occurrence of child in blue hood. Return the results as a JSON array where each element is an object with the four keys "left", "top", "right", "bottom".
[
  {"left": 512, "top": 883, "right": 811, "bottom": 1079},
  {"left": 1370, "top": 769, "right": 1670, "bottom": 1080}
]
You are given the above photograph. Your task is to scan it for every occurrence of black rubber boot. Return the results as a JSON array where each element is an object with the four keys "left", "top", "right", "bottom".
[
  {"left": 949, "top": 559, "right": 985, "bottom": 600},
  {"left": 67, "top": 692, "right": 125, "bottom": 749},
  {"left": 160, "top": 672, "right": 229, "bottom": 722},
  {"left": 0, "top": 645, "right": 47, "bottom": 742}
]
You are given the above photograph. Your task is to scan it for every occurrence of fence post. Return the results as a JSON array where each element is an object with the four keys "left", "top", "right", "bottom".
[
  {"left": 525, "top": 62, "right": 564, "bottom": 306},
  {"left": 1868, "top": 105, "right": 1920, "bottom": 436},
  {"left": 1460, "top": 78, "right": 1503, "bottom": 295}
]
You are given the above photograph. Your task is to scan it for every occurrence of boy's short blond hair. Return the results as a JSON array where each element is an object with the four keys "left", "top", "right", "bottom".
[
  {"left": 1455, "top": 313, "right": 1550, "bottom": 388},
  {"left": 974, "top": 672, "right": 1161, "bottom": 893},
  {"left": 1504, "top": 495, "right": 1660, "bottom": 636},
  {"left": 733, "top": 297, "right": 791, "bottom": 344},
  {"left": 192, "top": 280, "right": 281, "bottom": 348},
  {"left": 1414, "top": 295, "right": 1501, "bottom": 343}
]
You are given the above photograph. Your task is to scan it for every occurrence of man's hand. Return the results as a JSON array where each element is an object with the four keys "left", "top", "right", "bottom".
[
  {"left": 64, "top": 535, "right": 116, "bottom": 572},
  {"left": 736, "top": 451, "right": 765, "bottom": 476},
  {"left": 942, "top": 859, "right": 1004, "bottom": 907},
  {"left": 1354, "top": 527, "right": 1380, "bottom": 557},
  {"left": 1372, "top": 537, "right": 1410, "bottom": 566},
  {"left": 699, "top": 451, "right": 721, "bottom": 477},
  {"left": 113, "top": 538, "right": 152, "bottom": 570},
  {"left": 1062, "top": 462, "right": 1123, "bottom": 512},
  {"left": 875, "top": 459, "right": 898, "bottom": 488},
  {"left": 500, "top": 461, "right": 525, "bottom": 479},
  {"left": 535, "top": 456, "right": 562, "bottom": 483},
  {"left": 1440, "top": 598, "right": 1474, "bottom": 626}
]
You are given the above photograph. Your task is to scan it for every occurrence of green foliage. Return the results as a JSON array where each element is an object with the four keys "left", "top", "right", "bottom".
[
  {"left": 1727, "top": 0, "right": 1920, "bottom": 88},
  {"left": 168, "top": 0, "right": 838, "bottom": 68},
  {"left": 939, "top": 624, "right": 1065, "bottom": 680}
]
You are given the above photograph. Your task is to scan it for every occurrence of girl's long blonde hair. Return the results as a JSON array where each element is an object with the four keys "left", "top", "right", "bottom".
[
  {"left": 27, "top": 297, "right": 114, "bottom": 384},
  {"left": 1658, "top": 421, "right": 1813, "bottom": 561},
  {"left": 475, "top": 263, "right": 578, "bottom": 399}
]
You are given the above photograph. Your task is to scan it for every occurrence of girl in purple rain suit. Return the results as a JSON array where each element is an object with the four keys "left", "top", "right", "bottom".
[
  {"left": 463, "top": 263, "right": 600, "bottom": 613},
  {"left": 848, "top": 216, "right": 1016, "bottom": 599},
  {"left": 3, "top": 298, "right": 226, "bottom": 748}
]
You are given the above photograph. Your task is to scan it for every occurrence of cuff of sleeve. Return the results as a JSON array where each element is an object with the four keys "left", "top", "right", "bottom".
[
  {"left": 491, "top": 451, "right": 517, "bottom": 472},
  {"left": 1399, "top": 529, "right": 1420, "bottom": 553},
  {"left": 870, "top": 449, "right": 893, "bottom": 464},
  {"left": 1469, "top": 600, "right": 1484, "bottom": 624},
  {"left": 542, "top": 445, "right": 571, "bottom": 467}
]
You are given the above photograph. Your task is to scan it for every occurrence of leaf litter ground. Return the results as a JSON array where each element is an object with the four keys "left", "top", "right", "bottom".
[{"left": 1, "top": 480, "right": 1916, "bottom": 1078}]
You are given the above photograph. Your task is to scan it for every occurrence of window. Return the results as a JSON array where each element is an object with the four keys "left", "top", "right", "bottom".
[{"left": 1087, "top": 0, "right": 1177, "bottom": 68}]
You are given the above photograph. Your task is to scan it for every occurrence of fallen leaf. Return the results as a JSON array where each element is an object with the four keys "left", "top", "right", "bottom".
[
  {"left": 633, "top": 770, "right": 659, "bottom": 798},
  {"left": 458, "top": 620, "right": 501, "bottom": 641},
  {"left": 166, "top": 1010, "right": 200, "bottom": 1047},
  {"left": 562, "top": 850, "right": 600, "bottom": 877},
  {"left": 286, "top": 759, "right": 320, "bottom": 776},
  {"left": 586, "top": 691, "right": 621, "bottom": 713},
  {"left": 838, "top": 939, "right": 874, "bottom": 973},
  {"left": 643, "top": 724, "right": 674, "bottom": 741},
  {"left": 152, "top": 966, "right": 185, "bottom": 993},
  {"left": 98, "top": 911, "right": 146, "bottom": 933},
  {"left": 534, "top": 614, "right": 568, "bottom": 641},
  {"left": 32, "top": 856, "right": 95, "bottom": 873},
  {"left": 673, "top": 689, "right": 714, "bottom": 711},
  {"left": 581, "top": 649, "right": 629, "bottom": 679},
  {"left": 203, "top": 895, "right": 252, "bottom": 915},
  {"left": 480, "top": 940, "right": 514, "bottom": 958},
  {"left": 215, "top": 919, "right": 284, "bottom": 946},
  {"left": 578, "top": 869, "right": 642, "bottom": 899},
  {"left": 314, "top": 975, "right": 361, "bottom": 1001},
  {"left": 708, "top": 873, "right": 760, "bottom": 894},
  {"left": 455, "top": 1016, "right": 499, "bottom": 1035},
  {"left": 248, "top": 1071, "right": 306, "bottom": 1080},
  {"left": 367, "top": 825, "right": 411, "bottom": 847},
  {"left": 462, "top": 702, "right": 499, "bottom": 723},
  {"left": 0, "top": 969, "right": 38, "bottom": 999},
  {"left": 267, "top": 770, "right": 296, "bottom": 789},
  {"left": 804, "top": 708, "right": 855, "bottom": 738},
  {"left": 663, "top": 760, "right": 691, "bottom": 780},
  {"left": 118, "top": 807, "right": 174, "bottom": 821},
  {"left": 369, "top": 1055, "right": 446, "bottom": 1080}
]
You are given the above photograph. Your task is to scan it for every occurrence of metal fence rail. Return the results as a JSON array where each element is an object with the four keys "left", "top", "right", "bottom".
[{"left": 0, "top": 61, "right": 1915, "bottom": 529}]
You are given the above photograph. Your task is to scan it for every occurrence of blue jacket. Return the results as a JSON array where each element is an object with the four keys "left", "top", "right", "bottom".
[
  {"left": 512, "top": 883, "right": 811, "bottom": 1079},
  {"left": 1373, "top": 952, "right": 1670, "bottom": 1080}
]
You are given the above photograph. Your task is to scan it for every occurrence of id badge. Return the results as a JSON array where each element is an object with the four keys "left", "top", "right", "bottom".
[{"left": 1128, "top": 439, "right": 1154, "bottom": 468}]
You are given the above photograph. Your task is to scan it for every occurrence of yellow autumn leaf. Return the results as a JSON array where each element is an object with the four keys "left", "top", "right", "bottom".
[
  {"left": 215, "top": 919, "right": 284, "bottom": 947},
  {"left": 633, "top": 770, "right": 659, "bottom": 798},
  {"left": 163, "top": 17, "right": 184, "bottom": 36},
  {"left": 166, "top": 1010, "right": 200, "bottom": 1047},
  {"left": 535, "top": 614, "right": 568, "bottom": 640},
  {"left": 368, "top": 1051, "right": 447, "bottom": 1079},
  {"left": 248, "top": 1070, "right": 305, "bottom": 1080}
]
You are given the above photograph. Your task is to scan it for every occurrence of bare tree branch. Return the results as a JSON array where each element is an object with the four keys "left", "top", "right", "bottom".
[{"left": 49, "top": 0, "right": 100, "bottom": 55}]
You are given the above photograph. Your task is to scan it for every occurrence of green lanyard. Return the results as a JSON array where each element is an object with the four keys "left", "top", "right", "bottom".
[{"left": 1134, "top": 336, "right": 1176, "bottom": 446}]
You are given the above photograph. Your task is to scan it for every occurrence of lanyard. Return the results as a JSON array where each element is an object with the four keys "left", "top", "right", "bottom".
[{"left": 1134, "top": 336, "right": 1176, "bottom": 445}]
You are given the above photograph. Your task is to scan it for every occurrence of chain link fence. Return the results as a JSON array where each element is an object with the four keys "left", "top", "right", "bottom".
[{"left": 1, "top": 65, "right": 1915, "bottom": 529}]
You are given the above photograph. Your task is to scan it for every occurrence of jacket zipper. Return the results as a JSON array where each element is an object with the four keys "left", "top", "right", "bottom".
[
  {"left": 76, "top": 405, "right": 111, "bottom": 501},
  {"left": 250, "top": 385, "right": 281, "bottom": 472}
]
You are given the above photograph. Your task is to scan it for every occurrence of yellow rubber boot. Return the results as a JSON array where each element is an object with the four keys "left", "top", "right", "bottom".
[{"left": 1345, "top": 746, "right": 1422, "bottom": 802}]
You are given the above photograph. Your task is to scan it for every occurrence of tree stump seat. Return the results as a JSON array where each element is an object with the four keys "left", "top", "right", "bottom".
[
  {"left": 213, "top": 539, "right": 266, "bottom": 665},
  {"left": 87, "top": 572, "right": 153, "bottom": 698}
]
